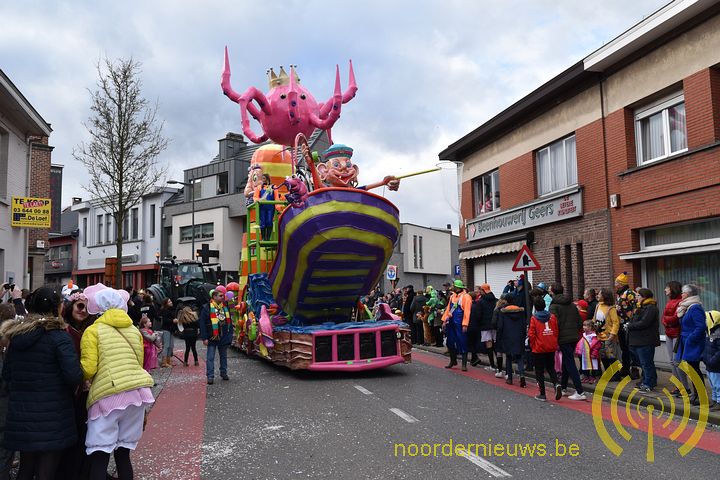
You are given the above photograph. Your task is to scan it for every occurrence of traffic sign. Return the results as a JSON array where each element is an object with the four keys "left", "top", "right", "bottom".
[
  {"left": 454, "top": 264, "right": 460, "bottom": 276},
  {"left": 386, "top": 265, "right": 397, "bottom": 280},
  {"left": 511, "top": 245, "right": 541, "bottom": 271}
]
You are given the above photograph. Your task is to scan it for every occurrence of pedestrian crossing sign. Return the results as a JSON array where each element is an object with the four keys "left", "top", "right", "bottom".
[{"left": 511, "top": 245, "right": 541, "bottom": 271}]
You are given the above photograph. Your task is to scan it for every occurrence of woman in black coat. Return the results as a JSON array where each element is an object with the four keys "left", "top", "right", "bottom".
[
  {"left": 158, "top": 298, "right": 178, "bottom": 367},
  {"left": 0, "top": 287, "right": 83, "bottom": 480},
  {"left": 467, "top": 292, "right": 484, "bottom": 365},
  {"left": 625, "top": 288, "right": 660, "bottom": 392},
  {"left": 496, "top": 295, "right": 528, "bottom": 386},
  {"left": 178, "top": 307, "right": 200, "bottom": 366}
]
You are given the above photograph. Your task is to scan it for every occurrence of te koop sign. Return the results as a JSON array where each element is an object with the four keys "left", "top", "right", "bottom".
[{"left": 11, "top": 197, "right": 52, "bottom": 228}]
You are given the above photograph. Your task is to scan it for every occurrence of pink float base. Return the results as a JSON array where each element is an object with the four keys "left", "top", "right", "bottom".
[
  {"left": 304, "top": 324, "right": 411, "bottom": 372},
  {"left": 307, "top": 355, "right": 406, "bottom": 372}
]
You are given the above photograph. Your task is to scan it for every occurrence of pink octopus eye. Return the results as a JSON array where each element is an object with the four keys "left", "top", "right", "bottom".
[
  {"left": 280, "top": 94, "right": 287, "bottom": 99},
  {"left": 300, "top": 94, "right": 306, "bottom": 100}
]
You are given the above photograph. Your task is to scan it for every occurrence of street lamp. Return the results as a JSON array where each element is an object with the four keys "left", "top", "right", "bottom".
[{"left": 167, "top": 179, "right": 196, "bottom": 262}]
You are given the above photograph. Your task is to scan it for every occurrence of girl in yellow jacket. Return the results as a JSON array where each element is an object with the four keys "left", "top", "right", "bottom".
[
  {"left": 81, "top": 285, "right": 155, "bottom": 480},
  {"left": 593, "top": 288, "right": 621, "bottom": 373}
]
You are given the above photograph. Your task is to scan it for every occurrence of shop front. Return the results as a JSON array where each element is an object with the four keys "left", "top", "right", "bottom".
[{"left": 461, "top": 188, "right": 593, "bottom": 296}]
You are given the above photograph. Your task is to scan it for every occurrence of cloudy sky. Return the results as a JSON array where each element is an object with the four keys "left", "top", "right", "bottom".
[{"left": 1, "top": 0, "right": 668, "bottom": 232}]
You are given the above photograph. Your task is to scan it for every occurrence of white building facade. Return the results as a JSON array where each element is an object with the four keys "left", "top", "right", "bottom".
[
  {"left": 72, "top": 187, "right": 178, "bottom": 289},
  {"left": 381, "top": 223, "right": 460, "bottom": 293},
  {"left": 0, "top": 69, "right": 52, "bottom": 290}
]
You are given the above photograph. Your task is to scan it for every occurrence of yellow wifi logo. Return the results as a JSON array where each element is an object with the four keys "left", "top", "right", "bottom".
[{"left": 592, "top": 360, "right": 709, "bottom": 462}]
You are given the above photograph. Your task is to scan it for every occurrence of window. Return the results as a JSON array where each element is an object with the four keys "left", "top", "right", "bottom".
[
  {"left": 554, "top": 246, "right": 561, "bottom": 284},
  {"left": 48, "top": 245, "right": 72, "bottom": 260},
  {"left": 179, "top": 222, "right": 214, "bottom": 242},
  {"left": 123, "top": 212, "right": 129, "bottom": 240},
  {"left": 200, "top": 223, "right": 213, "bottom": 239},
  {"left": 131, "top": 208, "right": 139, "bottom": 240},
  {"left": 473, "top": 170, "right": 500, "bottom": 216},
  {"left": 642, "top": 218, "right": 720, "bottom": 249},
  {"left": 150, "top": 204, "right": 156, "bottom": 238},
  {"left": 124, "top": 272, "right": 134, "bottom": 289},
  {"left": 576, "top": 243, "right": 585, "bottom": 298},
  {"left": 192, "top": 179, "right": 202, "bottom": 200},
  {"left": 0, "top": 128, "right": 8, "bottom": 198},
  {"left": 105, "top": 213, "right": 112, "bottom": 244},
  {"left": 418, "top": 236, "right": 423, "bottom": 269},
  {"left": 536, "top": 135, "right": 577, "bottom": 196},
  {"left": 646, "top": 252, "right": 720, "bottom": 318},
  {"left": 96, "top": 214, "right": 103, "bottom": 245},
  {"left": 217, "top": 172, "right": 229, "bottom": 195},
  {"left": 635, "top": 93, "right": 686, "bottom": 165},
  {"left": 82, "top": 218, "right": 87, "bottom": 247},
  {"left": 564, "top": 244, "right": 573, "bottom": 299},
  {"left": 413, "top": 235, "right": 418, "bottom": 268}
]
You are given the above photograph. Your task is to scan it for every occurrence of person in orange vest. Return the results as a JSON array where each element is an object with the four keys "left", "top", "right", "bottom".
[{"left": 441, "top": 280, "right": 472, "bottom": 371}]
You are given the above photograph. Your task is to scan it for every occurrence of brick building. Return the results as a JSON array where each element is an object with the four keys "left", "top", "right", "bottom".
[
  {"left": 27, "top": 136, "right": 54, "bottom": 288},
  {"left": 440, "top": 0, "right": 720, "bottom": 334}
]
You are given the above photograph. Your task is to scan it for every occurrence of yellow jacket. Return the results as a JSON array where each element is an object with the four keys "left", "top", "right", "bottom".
[
  {"left": 594, "top": 303, "right": 620, "bottom": 341},
  {"left": 80, "top": 309, "right": 154, "bottom": 407}
]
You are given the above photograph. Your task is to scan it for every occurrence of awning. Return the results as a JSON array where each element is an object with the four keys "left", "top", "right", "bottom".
[
  {"left": 619, "top": 241, "right": 720, "bottom": 260},
  {"left": 459, "top": 240, "right": 525, "bottom": 260}
]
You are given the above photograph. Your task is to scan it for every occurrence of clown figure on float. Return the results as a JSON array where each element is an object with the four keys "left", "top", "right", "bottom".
[{"left": 317, "top": 144, "right": 400, "bottom": 191}]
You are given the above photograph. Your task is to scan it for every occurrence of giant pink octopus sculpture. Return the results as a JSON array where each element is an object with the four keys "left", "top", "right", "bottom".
[{"left": 221, "top": 47, "right": 357, "bottom": 146}]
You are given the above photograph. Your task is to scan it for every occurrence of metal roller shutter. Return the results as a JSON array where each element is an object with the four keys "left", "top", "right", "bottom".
[{"left": 484, "top": 253, "right": 517, "bottom": 295}]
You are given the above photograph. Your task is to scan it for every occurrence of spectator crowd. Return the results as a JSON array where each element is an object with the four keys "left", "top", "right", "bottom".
[
  {"left": 0, "top": 281, "right": 202, "bottom": 480},
  {"left": 361, "top": 273, "right": 720, "bottom": 406}
]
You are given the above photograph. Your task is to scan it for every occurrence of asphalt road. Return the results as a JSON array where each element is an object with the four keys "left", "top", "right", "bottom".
[{"left": 198, "top": 348, "right": 720, "bottom": 480}]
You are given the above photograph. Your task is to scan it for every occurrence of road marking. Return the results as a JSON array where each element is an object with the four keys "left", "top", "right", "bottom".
[
  {"left": 354, "top": 385, "right": 373, "bottom": 395},
  {"left": 389, "top": 408, "right": 419, "bottom": 423},
  {"left": 461, "top": 452, "right": 512, "bottom": 477}
]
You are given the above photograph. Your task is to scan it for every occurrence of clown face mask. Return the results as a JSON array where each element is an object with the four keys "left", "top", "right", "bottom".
[
  {"left": 243, "top": 165, "right": 264, "bottom": 198},
  {"left": 317, "top": 156, "right": 360, "bottom": 188}
]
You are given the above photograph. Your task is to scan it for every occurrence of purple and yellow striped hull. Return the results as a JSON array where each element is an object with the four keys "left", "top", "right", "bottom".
[{"left": 268, "top": 187, "right": 400, "bottom": 324}]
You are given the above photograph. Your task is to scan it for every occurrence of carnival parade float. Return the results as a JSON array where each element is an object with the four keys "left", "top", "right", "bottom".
[{"left": 221, "top": 47, "right": 418, "bottom": 371}]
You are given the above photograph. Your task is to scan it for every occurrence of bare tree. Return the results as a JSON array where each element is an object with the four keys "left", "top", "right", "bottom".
[{"left": 74, "top": 57, "right": 168, "bottom": 288}]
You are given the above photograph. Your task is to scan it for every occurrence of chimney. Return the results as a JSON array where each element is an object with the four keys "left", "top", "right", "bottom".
[
  {"left": 72, "top": 197, "right": 83, "bottom": 205},
  {"left": 218, "top": 132, "right": 247, "bottom": 161}
]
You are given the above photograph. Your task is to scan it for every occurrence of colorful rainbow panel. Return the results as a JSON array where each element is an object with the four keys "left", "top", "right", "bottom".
[{"left": 269, "top": 188, "right": 399, "bottom": 324}]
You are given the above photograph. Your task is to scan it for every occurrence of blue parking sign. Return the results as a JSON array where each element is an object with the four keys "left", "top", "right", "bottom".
[{"left": 454, "top": 264, "right": 460, "bottom": 276}]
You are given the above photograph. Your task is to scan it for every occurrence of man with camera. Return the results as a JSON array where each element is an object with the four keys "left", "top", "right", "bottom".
[{"left": 1, "top": 284, "right": 25, "bottom": 318}]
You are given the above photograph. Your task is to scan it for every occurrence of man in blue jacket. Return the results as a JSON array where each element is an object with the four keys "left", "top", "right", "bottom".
[{"left": 199, "top": 288, "right": 234, "bottom": 385}]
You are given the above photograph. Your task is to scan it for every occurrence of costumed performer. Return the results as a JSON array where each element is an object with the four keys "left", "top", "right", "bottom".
[
  {"left": 441, "top": 280, "right": 472, "bottom": 371},
  {"left": 317, "top": 144, "right": 400, "bottom": 191}
]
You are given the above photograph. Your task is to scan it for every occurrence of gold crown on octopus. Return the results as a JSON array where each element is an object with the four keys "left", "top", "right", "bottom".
[{"left": 267, "top": 65, "right": 300, "bottom": 89}]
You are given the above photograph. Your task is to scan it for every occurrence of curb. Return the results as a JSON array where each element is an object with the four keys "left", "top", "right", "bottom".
[{"left": 412, "top": 344, "right": 720, "bottom": 427}]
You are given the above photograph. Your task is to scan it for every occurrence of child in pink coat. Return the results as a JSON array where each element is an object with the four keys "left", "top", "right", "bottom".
[
  {"left": 576, "top": 320, "right": 601, "bottom": 383},
  {"left": 140, "top": 316, "right": 162, "bottom": 371}
]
